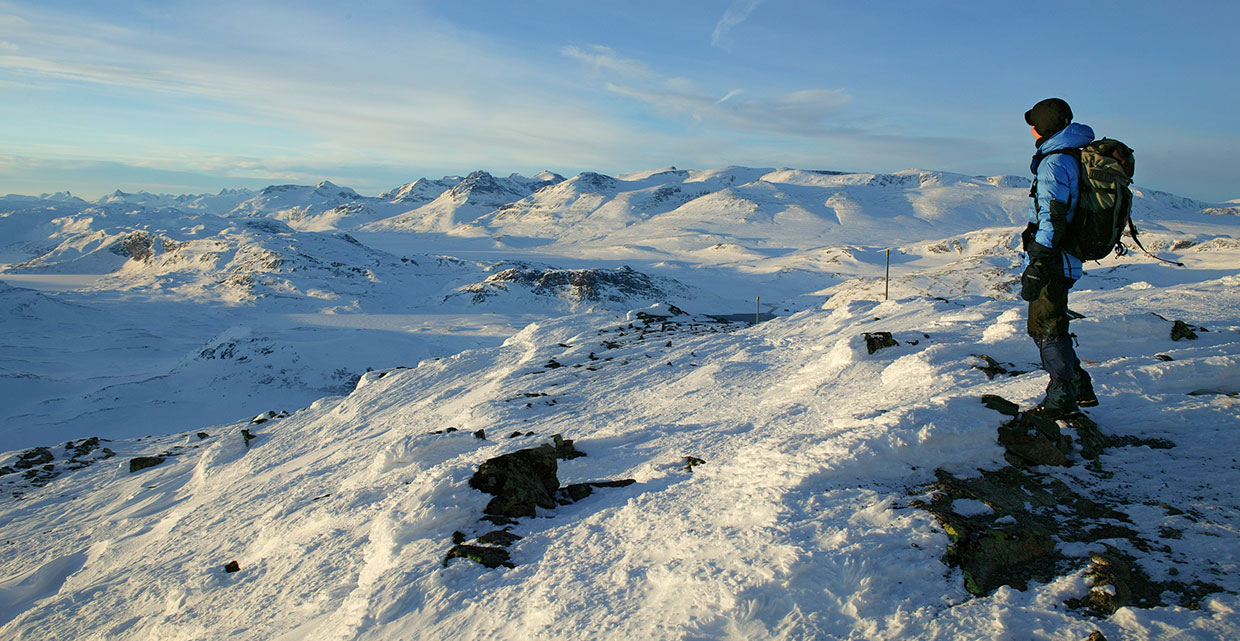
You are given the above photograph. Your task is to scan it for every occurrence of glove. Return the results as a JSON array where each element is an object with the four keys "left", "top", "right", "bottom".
[
  {"left": 1026, "top": 240, "right": 1059, "bottom": 261},
  {"left": 1020, "top": 260, "right": 1050, "bottom": 302},
  {"left": 1020, "top": 223, "right": 1037, "bottom": 252}
]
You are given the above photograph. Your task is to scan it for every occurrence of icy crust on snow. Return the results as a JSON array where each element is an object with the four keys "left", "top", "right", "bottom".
[{"left": 2, "top": 273, "right": 1239, "bottom": 639}]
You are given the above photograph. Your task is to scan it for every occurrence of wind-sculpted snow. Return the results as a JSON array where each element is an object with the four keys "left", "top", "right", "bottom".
[{"left": 1, "top": 278, "right": 1239, "bottom": 639}]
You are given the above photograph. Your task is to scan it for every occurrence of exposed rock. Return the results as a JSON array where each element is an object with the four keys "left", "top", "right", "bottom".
[
  {"left": 916, "top": 409, "right": 1221, "bottom": 611},
  {"left": 1079, "top": 547, "right": 1133, "bottom": 615},
  {"left": 559, "top": 479, "right": 636, "bottom": 504},
  {"left": 1170, "top": 320, "right": 1199, "bottom": 341},
  {"left": 250, "top": 410, "right": 288, "bottom": 424},
  {"left": 996, "top": 412, "right": 1072, "bottom": 467},
  {"left": 14, "top": 448, "right": 54, "bottom": 470},
  {"left": 683, "top": 456, "right": 706, "bottom": 472},
  {"left": 476, "top": 530, "right": 522, "bottom": 547},
  {"left": 444, "top": 544, "right": 513, "bottom": 569},
  {"left": 863, "top": 332, "right": 898, "bottom": 354},
  {"left": 1065, "top": 414, "right": 1111, "bottom": 460},
  {"left": 197, "top": 432, "right": 211, "bottom": 439},
  {"left": 455, "top": 436, "right": 633, "bottom": 569},
  {"left": 462, "top": 265, "right": 673, "bottom": 307},
  {"left": 913, "top": 467, "right": 1128, "bottom": 596},
  {"left": 1109, "top": 434, "right": 1176, "bottom": 450},
  {"left": 242, "top": 429, "right": 257, "bottom": 447},
  {"left": 224, "top": 560, "right": 241, "bottom": 573},
  {"left": 111, "top": 231, "right": 155, "bottom": 262},
  {"left": 980, "top": 394, "right": 1020, "bottom": 417},
  {"left": 129, "top": 456, "right": 166, "bottom": 473},
  {"left": 65, "top": 437, "right": 101, "bottom": 458},
  {"left": 468, "top": 435, "right": 584, "bottom": 518},
  {"left": 973, "top": 355, "right": 1027, "bottom": 380}
]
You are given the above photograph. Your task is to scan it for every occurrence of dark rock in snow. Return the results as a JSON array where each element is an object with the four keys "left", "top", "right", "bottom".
[
  {"left": 683, "top": 456, "right": 706, "bottom": 471},
  {"left": 863, "top": 332, "right": 898, "bottom": 354},
  {"left": 996, "top": 412, "right": 1072, "bottom": 467},
  {"left": 197, "top": 432, "right": 211, "bottom": 439},
  {"left": 242, "top": 429, "right": 256, "bottom": 447},
  {"left": 1170, "top": 320, "right": 1199, "bottom": 341},
  {"left": 224, "top": 560, "right": 241, "bottom": 573},
  {"left": 455, "top": 435, "right": 633, "bottom": 569},
  {"left": 474, "top": 429, "right": 487, "bottom": 440},
  {"left": 14, "top": 448, "right": 54, "bottom": 470},
  {"left": 973, "top": 355, "right": 1027, "bottom": 380},
  {"left": 559, "top": 479, "right": 637, "bottom": 503},
  {"left": 463, "top": 265, "right": 673, "bottom": 307},
  {"left": 980, "top": 395, "right": 1020, "bottom": 417},
  {"left": 129, "top": 456, "right": 166, "bottom": 473},
  {"left": 445, "top": 544, "right": 513, "bottom": 569},
  {"left": 476, "top": 530, "right": 522, "bottom": 547},
  {"left": 468, "top": 438, "right": 574, "bottom": 518}
]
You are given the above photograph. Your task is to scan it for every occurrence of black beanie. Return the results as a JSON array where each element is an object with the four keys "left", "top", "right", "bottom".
[{"left": 1024, "top": 98, "right": 1073, "bottom": 137}]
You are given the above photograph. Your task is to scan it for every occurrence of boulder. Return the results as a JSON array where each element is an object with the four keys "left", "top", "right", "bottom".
[
  {"left": 862, "top": 332, "right": 898, "bottom": 354},
  {"left": 128, "top": 456, "right": 166, "bottom": 473}
]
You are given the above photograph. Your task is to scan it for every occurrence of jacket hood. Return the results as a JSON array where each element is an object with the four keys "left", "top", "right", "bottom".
[{"left": 1037, "top": 122, "right": 1095, "bottom": 154}]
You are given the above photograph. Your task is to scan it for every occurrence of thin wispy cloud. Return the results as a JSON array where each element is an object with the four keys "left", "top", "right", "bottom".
[
  {"left": 560, "top": 44, "right": 658, "bottom": 80},
  {"left": 563, "top": 43, "right": 854, "bottom": 140},
  {"left": 711, "top": 0, "right": 765, "bottom": 49},
  {"left": 0, "top": 3, "right": 655, "bottom": 187}
]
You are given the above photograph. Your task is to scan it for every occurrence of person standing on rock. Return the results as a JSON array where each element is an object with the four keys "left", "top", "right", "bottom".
[{"left": 1019, "top": 97, "right": 1099, "bottom": 418}]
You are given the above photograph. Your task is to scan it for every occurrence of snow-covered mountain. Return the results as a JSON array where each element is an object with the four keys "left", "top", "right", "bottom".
[
  {"left": 1, "top": 167, "right": 1238, "bottom": 640},
  {"left": 363, "top": 170, "right": 566, "bottom": 233}
]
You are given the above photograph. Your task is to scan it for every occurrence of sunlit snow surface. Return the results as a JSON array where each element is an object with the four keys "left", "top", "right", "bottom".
[{"left": 1, "top": 168, "right": 1238, "bottom": 640}]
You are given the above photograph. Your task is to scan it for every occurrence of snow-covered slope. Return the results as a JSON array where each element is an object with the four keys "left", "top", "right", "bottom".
[
  {"left": 363, "top": 171, "right": 565, "bottom": 233},
  {"left": 1, "top": 167, "right": 1238, "bottom": 640},
  {"left": 2, "top": 258, "right": 1238, "bottom": 640}
]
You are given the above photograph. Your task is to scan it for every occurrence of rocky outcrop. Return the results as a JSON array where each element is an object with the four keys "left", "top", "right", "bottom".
[
  {"left": 911, "top": 395, "right": 1219, "bottom": 613},
  {"left": 468, "top": 434, "right": 587, "bottom": 519},
  {"left": 459, "top": 265, "right": 679, "bottom": 309},
  {"left": 1, "top": 438, "right": 116, "bottom": 496},
  {"left": 445, "top": 435, "right": 635, "bottom": 569}
]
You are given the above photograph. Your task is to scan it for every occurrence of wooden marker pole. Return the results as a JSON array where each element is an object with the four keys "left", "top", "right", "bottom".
[
  {"left": 756, "top": 296, "right": 760, "bottom": 325},
  {"left": 885, "top": 249, "right": 890, "bottom": 301}
]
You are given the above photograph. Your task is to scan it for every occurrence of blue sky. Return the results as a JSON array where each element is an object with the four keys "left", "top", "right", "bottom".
[{"left": 1, "top": 0, "right": 1236, "bottom": 201}]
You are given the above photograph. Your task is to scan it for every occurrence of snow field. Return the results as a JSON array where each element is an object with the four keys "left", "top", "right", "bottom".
[
  {"left": 4, "top": 273, "right": 1236, "bottom": 640},
  {"left": 1, "top": 169, "right": 1238, "bottom": 639}
]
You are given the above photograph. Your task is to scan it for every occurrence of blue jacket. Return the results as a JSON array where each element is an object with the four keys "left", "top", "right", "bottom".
[{"left": 1028, "top": 122, "right": 1095, "bottom": 279}]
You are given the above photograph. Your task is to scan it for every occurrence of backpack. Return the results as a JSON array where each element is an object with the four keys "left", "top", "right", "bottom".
[
  {"left": 1036, "top": 139, "right": 1182, "bottom": 265},
  {"left": 1064, "top": 138, "right": 1135, "bottom": 260}
]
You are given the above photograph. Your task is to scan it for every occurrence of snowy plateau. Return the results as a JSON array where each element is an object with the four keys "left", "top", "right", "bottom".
[{"left": 0, "top": 166, "right": 1238, "bottom": 640}]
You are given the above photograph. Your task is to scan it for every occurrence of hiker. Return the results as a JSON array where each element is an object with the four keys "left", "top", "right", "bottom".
[{"left": 1019, "top": 97, "right": 1099, "bottom": 418}]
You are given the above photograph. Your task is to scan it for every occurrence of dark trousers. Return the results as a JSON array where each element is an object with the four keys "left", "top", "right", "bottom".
[{"left": 1028, "top": 275, "right": 1088, "bottom": 409}]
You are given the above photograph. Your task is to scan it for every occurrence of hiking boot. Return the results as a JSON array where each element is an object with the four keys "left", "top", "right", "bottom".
[
  {"left": 1074, "top": 370, "right": 1098, "bottom": 407},
  {"left": 1025, "top": 403, "right": 1081, "bottom": 421},
  {"left": 1076, "top": 386, "right": 1099, "bottom": 408}
]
